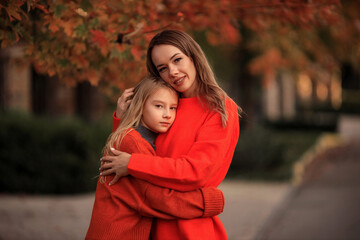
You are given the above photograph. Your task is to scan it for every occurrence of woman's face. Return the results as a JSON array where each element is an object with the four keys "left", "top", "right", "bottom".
[{"left": 151, "top": 44, "right": 198, "bottom": 98}]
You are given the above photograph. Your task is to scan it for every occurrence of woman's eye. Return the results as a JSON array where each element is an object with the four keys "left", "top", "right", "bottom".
[
  {"left": 155, "top": 105, "right": 163, "bottom": 108},
  {"left": 158, "top": 67, "right": 166, "bottom": 73},
  {"left": 170, "top": 107, "right": 177, "bottom": 110},
  {"left": 174, "top": 58, "right": 182, "bottom": 63}
]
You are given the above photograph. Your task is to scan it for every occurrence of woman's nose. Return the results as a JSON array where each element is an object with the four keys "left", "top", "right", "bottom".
[{"left": 169, "top": 65, "right": 178, "bottom": 76}]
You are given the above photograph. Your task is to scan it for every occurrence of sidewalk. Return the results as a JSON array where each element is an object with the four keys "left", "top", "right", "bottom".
[
  {"left": 0, "top": 181, "right": 290, "bottom": 240},
  {"left": 256, "top": 139, "right": 360, "bottom": 240}
]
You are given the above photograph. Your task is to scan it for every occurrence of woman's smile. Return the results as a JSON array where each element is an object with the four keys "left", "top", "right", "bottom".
[{"left": 174, "top": 76, "right": 185, "bottom": 86}]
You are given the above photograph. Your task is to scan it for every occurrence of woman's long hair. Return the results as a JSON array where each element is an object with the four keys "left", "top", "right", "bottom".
[
  {"left": 146, "top": 30, "right": 242, "bottom": 127},
  {"left": 103, "top": 76, "right": 176, "bottom": 156}
]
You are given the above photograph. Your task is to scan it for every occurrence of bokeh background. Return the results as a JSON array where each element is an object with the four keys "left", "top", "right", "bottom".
[{"left": 1, "top": 1, "right": 360, "bottom": 240}]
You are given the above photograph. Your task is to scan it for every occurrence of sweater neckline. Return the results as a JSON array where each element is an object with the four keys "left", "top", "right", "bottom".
[
  {"left": 136, "top": 123, "right": 158, "bottom": 150},
  {"left": 179, "top": 96, "right": 200, "bottom": 103}
]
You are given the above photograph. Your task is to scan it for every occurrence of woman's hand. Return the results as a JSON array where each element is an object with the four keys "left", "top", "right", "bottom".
[
  {"left": 100, "top": 148, "right": 131, "bottom": 185},
  {"left": 116, "top": 87, "right": 134, "bottom": 118}
]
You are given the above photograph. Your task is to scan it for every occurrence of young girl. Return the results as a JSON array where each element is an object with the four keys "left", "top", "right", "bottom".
[
  {"left": 85, "top": 76, "right": 224, "bottom": 240},
  {"left": 100, "top": 30, "right": 241, "bottom": 239}
]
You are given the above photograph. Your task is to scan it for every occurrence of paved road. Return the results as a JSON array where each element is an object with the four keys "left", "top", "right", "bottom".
[
  {"left": 0, "top": 181, "right": 290, "bottom": 240},
  {"left": 256, "top": 140, "right": 360, "bottom": 240}
]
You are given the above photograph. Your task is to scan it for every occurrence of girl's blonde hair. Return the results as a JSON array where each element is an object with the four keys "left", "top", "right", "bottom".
[
  {"left": 146, "top": 30, "right": 242, "bottom": 127},
  {"left": 103, "top": 75, "right": 177, "bottom": 156}
]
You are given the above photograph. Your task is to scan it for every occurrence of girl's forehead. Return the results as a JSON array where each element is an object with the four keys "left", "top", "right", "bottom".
[{"left": 150, "top": 87, "right": 178, "bottom": 99}]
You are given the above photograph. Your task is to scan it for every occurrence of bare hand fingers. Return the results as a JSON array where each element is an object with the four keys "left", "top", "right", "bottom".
[
  {"left": 119, "top": 88, "right": 134, "bottom": 102},
  {"left": 100, "top": 168, "right": 115, "bottom": 176},
  {"left": 109, "top": 147, "right": 122, "bottom": 156},
  {"left": 116, "top": 88, "right": 134, "bottom": 118},
  {"left": 100, "top": 155, "right": 116, "bottom": 162},
  {"left": 108, "top": 174, "right": 121, "bottom": 186},
  {"left": 99, "top": 162, "right": 114, "bottom": 171}
]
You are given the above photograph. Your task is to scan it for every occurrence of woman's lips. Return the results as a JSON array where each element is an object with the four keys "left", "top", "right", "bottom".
[{"left": 174, "top": 76, "right": 185, "bottom": 86}]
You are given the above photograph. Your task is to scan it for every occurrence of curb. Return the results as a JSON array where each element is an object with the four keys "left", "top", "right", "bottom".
[{"left": 291, "top": 133, "right": 345, "bottom": 186}]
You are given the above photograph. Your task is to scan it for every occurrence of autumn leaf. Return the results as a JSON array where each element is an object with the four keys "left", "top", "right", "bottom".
[
  {"left": 222, "top": 20, "right": 240, "bottom": 45},
  {"left": 63, "top": 20, "right": 76, "bottom": 37},
  {"left": 130, "top": 45, "right": 142, "bottom": 61},
  {"left": 48, "top": 20, "right": 60, "bottom": 33},
  {"left": 99, "top": 45, "right": 110, "bottom": 57},
  {"left": 32, "top": 3, "right": 49, "bottom": 14},
  {"left": 87, "top": 68, "right": 100, "bottom": 86},
  {"left": 75, "top": 55, "right": 89, "bottom": 68},
  {"left": 73, "top": 42, "right": 86, "bottom": 55},
  {"left": 90, "top": 29, "right": 108, "bottom": 47},
  {"left": 5, "top": 5, "right": 26, "bottom": 22}
]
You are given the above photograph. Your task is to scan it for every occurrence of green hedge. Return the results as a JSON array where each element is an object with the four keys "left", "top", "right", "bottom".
[
  {"left": 228, "top": 125, "right": 322, "bottom": 181},
  {"left": 0, "top": 112, "right": 111, "bottom": 194},
  {"left": 0, "top": 112, "right": 323, "bottom": 194}
]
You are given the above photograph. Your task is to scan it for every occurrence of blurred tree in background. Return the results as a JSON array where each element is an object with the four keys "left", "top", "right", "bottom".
[
  {"left": 1, "top": 0, "right": 346, "bottom": 92},
  {"left": 247, "top": 1, "right": 360, "bottom": 86}
]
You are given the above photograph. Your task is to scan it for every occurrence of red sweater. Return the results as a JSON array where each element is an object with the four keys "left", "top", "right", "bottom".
[
  {"left": 113, "top": 97, "right": 240, "bottom": 240},
  {"left": 85, "top": 129, "right": 224, "bottom": 240}
]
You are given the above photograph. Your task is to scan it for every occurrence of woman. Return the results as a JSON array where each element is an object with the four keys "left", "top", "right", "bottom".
[
  {"left": 101, "top": 30, "right": 241, "bottom": 239},
  {"left": 86, "top": 76, "right": 224, "bottom": 240}
]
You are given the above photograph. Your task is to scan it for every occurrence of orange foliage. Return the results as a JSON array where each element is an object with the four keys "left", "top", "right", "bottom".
[
  {"left": 249, "top": 48, "right": 286, "bottom": 87},
  {"left": 0, "top": 0, "right": 346, "bottom": 94}
]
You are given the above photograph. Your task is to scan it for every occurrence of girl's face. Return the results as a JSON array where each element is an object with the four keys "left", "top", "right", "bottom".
[
  {"left": 151, "top": 44, "right": 198, "bottom": 98},
  {"left": 141, "top": 87, "right": 178, "bottom": 133}
]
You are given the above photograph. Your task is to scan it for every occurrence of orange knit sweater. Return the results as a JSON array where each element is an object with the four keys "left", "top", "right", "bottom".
[
  {"left": 85, "top": 128, "right": 224, "bottom": 240},
  {"left": 113, "top": 97, "right": 240, "bottom": 240}
]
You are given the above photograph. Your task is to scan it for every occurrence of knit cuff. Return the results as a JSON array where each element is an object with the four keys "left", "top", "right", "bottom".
[
  {"left": 200, "top": 187, "right": 224, "bottom": 217},
  {"left": 112, "top": 111, "right": 121, "bottom": 132}
]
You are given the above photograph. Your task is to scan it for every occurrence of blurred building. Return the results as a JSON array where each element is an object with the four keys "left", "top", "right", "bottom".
[
  {"left": 0, "top": 45, "right": 107, "bottom": 121},
  {"left": 262, "top": 67, "right": 360, "bottom": 131}
]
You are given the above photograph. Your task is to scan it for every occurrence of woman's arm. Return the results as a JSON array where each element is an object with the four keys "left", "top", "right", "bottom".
[
  {"left": 100, "top": 137, "right": 224, "bottom": 219},
  {"left": 116, "top": 177, "right": 224, "bottom": 219},
  {"left": 103, "top": 99, "right": 240, "bottom": 191}
]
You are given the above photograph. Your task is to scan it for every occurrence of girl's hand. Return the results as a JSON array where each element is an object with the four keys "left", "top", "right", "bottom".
[
  {"left": 100, "top": 148, "right": 131, "bottom": 185},
  {"left": 116, "top": 88, "right": 134, "bottom": 118}
]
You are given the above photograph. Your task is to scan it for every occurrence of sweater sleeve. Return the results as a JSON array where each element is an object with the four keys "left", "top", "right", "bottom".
[
  {"left": 130, "top": 179, "right": 224, "bottom": 219},
  {"left": 128, "top": 100, "right": 240, "bottom": 191},
  {"left": 119, "top": 133, "right": 224, "bottom": 219},
  {"left": 112, "top": 111, "right": 120, "bottom": 132}
]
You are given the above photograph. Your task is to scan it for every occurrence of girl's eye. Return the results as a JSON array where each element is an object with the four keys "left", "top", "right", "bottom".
[
  {"left": 170, "top": 107, "right": 177, "bottom": 110},
  {"left": 155, "top": 104, "right": 163, "bottom": 108},
  {"left": 174, "top": 58, "right": 182, "bottom": 63}
]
